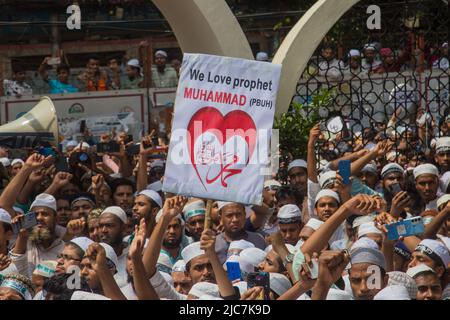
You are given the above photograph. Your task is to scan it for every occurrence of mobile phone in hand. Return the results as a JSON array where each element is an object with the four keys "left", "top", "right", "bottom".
[
  {"left": 12, "top": 211, "right": 38, "bottom": 235},
  {"left": 386, "top": 217, "right": 424, "bottom": 241},
  {"left": 303, "top": 258, "right": 319, "bottom": 280},
  {"left": 390, "top": 183, "right": 402, "bottom": 197},
  {"left": 226, "top": 261, "right": 241, "bottom": 282},
  {"left": 338, "top": 159, "right": 351, "bottom": 185},
  {"left": 247, "top": 272, "right": 270, "bottom": 300}
]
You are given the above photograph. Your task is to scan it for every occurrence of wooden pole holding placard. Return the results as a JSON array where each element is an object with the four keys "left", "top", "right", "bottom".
[{"left": 204, "top": 200, "right": 213, "bottom": 230}]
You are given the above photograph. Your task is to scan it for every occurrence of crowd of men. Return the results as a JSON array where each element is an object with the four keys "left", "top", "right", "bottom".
[{"left": 0, "top": 111, "right": 449, "bottom": 301}]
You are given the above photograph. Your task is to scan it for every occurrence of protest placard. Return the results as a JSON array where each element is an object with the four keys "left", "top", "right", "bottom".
[{"left": 163, "top": 53, "right": 281, "bottom": 205}]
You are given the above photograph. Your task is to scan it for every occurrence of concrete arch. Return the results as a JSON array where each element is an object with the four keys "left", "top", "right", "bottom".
[
  {"left": 272, "top": 0, "right": 361, "bottom": 116},
  {"left": 152, "top": 0, "right": 253, "bottom": 59}
]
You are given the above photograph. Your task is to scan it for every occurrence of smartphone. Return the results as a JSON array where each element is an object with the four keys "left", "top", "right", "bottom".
[
  {"left": 247, "top": 272, "right": 270, "bottom": 300},
  {"left": 226, "top": 261, "right": 242, "bottom": 282},
  {"left": 55, "top": 156, "right": 69, "bottom": 172},
  {"left": 390, "top": 183, "right": 402, "bottom": 197},
  {"left": 77, "top": 152, "right": 90, "bottom": 164},
  {"left": 38, "top": 147, "right": 56, "bottom": 157},
  {"left": 303, "top": 258, "right": 319, "bottom": 280},
  {"left": 12, "top": 211, "right": 38, "bottom": 235},
  {"left": 126, "top": 143, "right": 140, "bottom": 156},
  {"left": 97, "top": 141, "right": 120, "bottom": 153},
  {"left": 47, "top": 57, "right": 61, "bottom": 65},
  {"left": 338, "top": 159, "right": 351, "bottom": 185},
  {"left": 126, "top": 134, "right": 133, "bottom": 144},
  {"left": 386, "top": 217, "right": 425, "bottom": 241}
]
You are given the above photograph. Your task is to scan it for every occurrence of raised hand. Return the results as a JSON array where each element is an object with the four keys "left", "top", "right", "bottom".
[
  {"left": 309, "top": 124, "right": 321, "bottom": 145},
  {"left": 91, "top": 174, "right": 105, "bottom": 190},
  {"left": 389, "top": 191, "right": 411, "bottom": 217},
  {"left": 29, "top": 168, "right": 46, "bottom": 184},
  {"left": 25, "top": 153, "right": 48, "bottom": 170},
  {"left": 162, "top": 196, "right": 188, "bottom": 220},
  {"left": 316, "top": 250, "right": 349, "bottom": 287},
  {"left": 130, "top": 218, "right": 147, "bottom": 260},
  {"left": 66, "top": 218, "right": 86, "bottom": 237},
  {"left": 52, "top": 171, "right": 73, "bottom": 188},
  {"left": 240, "top": 287, "right": 264, "bottom": 300},
  {"left": 200, "top": 229, "right": 216, "bottom": 255},
  {"left": 0, "top": 253, "right": 12, "bottom": 271},
  {"left": 10, "top": 214, "right": 29, "bottom": 239},
  {"left": 298, "top": 252, "right": 318, "bottom": 289},
  {"left": 343, "top": 194, "right": 382, "bottom": 216},
  {"left": 85, "top": 242, "right": 108, "bottom": 272}
]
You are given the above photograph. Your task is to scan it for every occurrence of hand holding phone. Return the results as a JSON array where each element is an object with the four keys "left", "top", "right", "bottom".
[
  {"left": 247, "top": 272, "right": 270, "bottom": 300},
  {"left": 338, "top": 159, "right": 351, "bottom": 185},
  {"left": 386, "top": 217, "right": 425, "bottom": 241},
  {"left": 226, "top": 261, "right": 242, "bottom": 282},
  {"left": 12, "top": 211, "right": 38, "bottom": 235}
]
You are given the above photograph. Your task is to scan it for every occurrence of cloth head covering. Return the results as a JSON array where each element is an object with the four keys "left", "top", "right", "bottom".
[
  {"left": 264, "top": 179, "right": 282, "bottom": 189},
  {"left": 0, "top": 274, "right": 34, "bottom": 300},
  {"left": 314, "top": 189, "right": 340, "bottom": 205},
  {"left": 147, "top": 180, "right": 163, "bottom": 192},
  {"left": 406, "top": 264, "right": 436, "bottom": 278},
  {"left": 181, "top": 242, "right": 205, "bottom": 264},
  {"left": 138, "top": 189, "right": 163, "bottom": 208},
  {"left": 350, "top": 247, "right": 386, "bottom": 270},
  {"left": 30, "top": 193, "right": 57, "bottom": 212},
  {"left": 387, "top": 271, "right": 417, "bottom": 299},
  {"left": 172, "top": 260, "right": 186, "bottom": 273},
  {"left": 361, "top": 163, "right": 378, "bottom": 175},
  {"left": 33, "top": 260, "right": 57, "bottom": 278},
  {"left": 13, "top": 206, "right": 24, "bottom": 215},
  {"left": 394, "top": 241, "right": 412, "bottom": 260},
  {"left": 351, "top": 237, "right": 380, "bottom": 251},
  {"left": 374, "top": 285, "right": 410, "bottom": 300},
  {"left": 101, "top": 206, "right": 128, "bottom": 224},
  {"left": 11, "top": 159, "right": 24, "bottom": 166},
  {"left": 74, "top": 142, "right": 90, "bottom": 150},
  {"left": 239, "top": 248, "right": 266, "bottom": 267},
  {"left": 415, "top": 239, "right": 450, "bottom": 269},
  {"left": 277, "top": 204, "right": 301, "bottom": 224},
  {"left": 182, "top": 199, "right": 206, "bottom": 221},
  {"left": 381, "top": 163, "right": 404, "bottom": 179},
  {"left": 439, "top": 171, "right": 450, "bottom": 193},
  {"left": 155, "top": 50, "right": 168, "bottom": 58},
  {"left": 357, "top": 222, "right": 382, "bottom": 239},
  {"left": 363, "top": 43, "right": 376, "bottom": 51},
  {"left": 0, "top": 157, "right": 10, "bottom": 167},
  {"left": 99, "top": 242, "right": 119, "bottom": 270},
  {"left": 437, "top": 234, "right": 450, "bottom": 252},
  {"left": 127, "top": 58, "right": 141, "bottom": 69},
  {"left": 287, "top": 159, "right": 307, "bottom": 172},
  {"left": 70, "top": 194, "right": 96, "bottom": 208},
  {"left": 305, "top": 218, "right": 324, "bottom": 231},
  {"left": 380, "top": 47, "right": 393, "bottom": 57},
  {"left": 264, "top": 244, "right": 295, "bottom": 254},
  {"left": 318, "top": 171, "right": 337, "bottom": 189},
  {"left": 413, "top": 164, "right": 439, "bottom": 179},
  {"left": 71, "top": 291, "right": 110, "bottom": 300},
  {"left": 155, "top": 209, "right": 184, "bottom": 226},
  {"left": 349, "top": 49, "right": 361, "bottom": 57},
  {"left": 435, "top": 137, "right": 450, "bottom": 154},
  {"left": 189, "top": 282, "right": 220, "bottom": 298},
  {"left": 269, "top": 273, "right": 292, "bottom": 296},
  {"left": 291, "top": 250, "right": 305, "bottom": 283},
  {"left": 352, "top": 215, "right": 375, "bottom": 228},
  {"left": 256, "top": 52, "right": 269, "bottom": 61},
  {"left": 198, "top": 294, "right": 223, "bottom": 300},
  {"left": 326, "top": 288, "right": 353, "bottom": 300},
  {"left": 70, "top": 237, "right": 94, "bottom": 253},
  {"left": 228, "top": 240, "right": 255, "bottom": 252},
  {"left": 0, "top": 208, "right": 12, "bottom": 225},
  {"left": 437, "top": 194, "right": 450, "bottom": 210}
]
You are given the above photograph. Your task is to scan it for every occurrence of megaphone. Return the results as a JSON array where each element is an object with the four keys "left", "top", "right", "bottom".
[{"left": 0, "top": 96, "right": 59, "bottom": 148}]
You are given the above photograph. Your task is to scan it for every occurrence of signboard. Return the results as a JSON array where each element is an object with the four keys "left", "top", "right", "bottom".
[{"left": 163, "top": 53, "right": 281, "bottom": 205}]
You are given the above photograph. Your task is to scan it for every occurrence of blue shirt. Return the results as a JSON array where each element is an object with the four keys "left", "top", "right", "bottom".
[{"left": 48, "top": 79, "right": 79, "bottom": 94}]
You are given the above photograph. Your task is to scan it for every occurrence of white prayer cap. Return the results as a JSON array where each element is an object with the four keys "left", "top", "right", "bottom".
[
  {"left": 161, "top": 271, "right": 174, "bottom": 287},
  {"left": 442, "top": 42, "right": 449, "bottom": 48},
  {"left": 357, "top": 222, "right": 382, "bottom": 239},
  {"left": 155, "top": 209, "right": 183, "bottom": 225},
  {"left": 99, "top": 242, "right": 119, "bottom": 269},
  {"left": 229, "top": 239, "right": 255, "bottom": 252},
  {"left": 314, "top": 189, "right": 340, "bottom": 205},
  {"left": 239, "top": 247, "right": 266, "bottom": 267},
  {"left": 387, "top": 272, "right": 417, "bottom": 299},
  {"left": 439, "top": 171, "right": 450, "bottom": 193},
  {"left": 381, "top": 163, "right": 404, "bottom": 179},
  {"left": 413, "top": 163, "right": 439, "bottom": 179},
  {"left": 437, "top": 234, "right": 450, "bottom": 252},
  {"left": 233, "top": 281, "right": 249, "bottom": 295},
  {"left": 189, "top": 282, "right": 220, "bottom": 299},
  {"left": 374, "top": 285, "right": 411, "bottom": 300},
  {"left": 11, "top": 159, "right": 24, "bottom": 166},
  {"left": 350, "top": 247, "right": 386, "bottom": 270},
  {"left": 326, "top": 288, "right": 353, "bottom": 300},
  {"left": 71, "top": 291, "right": 110, "bottom": 300},
  {"left": 349, "top": 49, "right": 361, "bottom": 57},
  {"left": 235, "top": 255, "right": 256, "bottom": 275},
  {"left": 363, "top": 43, "right": 376, "bottom": 51},
  {"left": 437, "top": 194, "right": 450, "bottom": 210},
  {"left": 415, "top": 239, "right": 450, "bottom": 268},
  {"left": 74, "top": 142, "right": 90, "bottom": 150},
  {"left": 0, "top": 157, "right": 10, "bottom": 167},
  {"left": 30, "top": 193, "right": 57, "bottom": 212},
  {"left": 406, "top": 264, "right": 436, "bottom": 278},
  {"left": 0, "top": 208, "right": 11, "bottom": 225},
  {"left": 351, "top": 237, "right": 379, "bottom": 251},
  {"left": 33, "top": 260, "right": 57, "bottom": 278},
  {"left": 155, "top": 50, "right": 168, "bottom": 58},
  {"left": 70, "top": 237, "right": 94, "bottom": 253},
  {"left": 305, "top": 218, "right": 324, "bottom": 231},
  {"left": 172, "top": 260, "right": 186, "bottom": 273},
  {"left": 198, "top": 294, "right": 223, "bottom": 300},
  {"left": 127, "top": 58, "right": 141, "bottom": 69},
  {"left": 269, "top": 273, "right": 292, "bottom": 297},
  {"left": 264, "top": 244, "right": 295, "bottom": 254},
  {"left": 138, "top": 189, "right": 163, "bottom": 208},
  {"left": 101, "top": 206, "right": 128, "bottom": 224},
  {"left": 66, "top": 140, "right": 78, "bottom": 148},
  {"left": 352, "top": 215, "right": 375, "bottom": 228},
  {"left": 256, "top": 52, "right": 269, "bottom": 61},
  {"left": 361, "top": 163, "right": 378, "bottom": 175},
  {"left": 181, "top": 242, "right": 205, "bottom": 264},
  {"left": 13, "top": 206, "right": 24, "bottom": 215},
  {"left": 277, "top": 204, "right": 301, "bottom": 223},
  {"left": 435, "top": 137, "right": 450, "bottom": 154},
  {"left": 157, "top": 252, "right": 173, "bottom": 272},
  {"left": 318, "top": 170, "right": 337, "bottom": 188},
  {"left": 217, "top": 201, "right": 244, "bottom": 211},
  {"left": 287, "top": 159, "right": 307, "bottom": 172},
  {"left": 182, "top": 199, "right": 206, "bottom": 221},
  {"left": 147, "top": 180, "right": 163, "bottom": 192},
  {"left": 264, "top": 179, "right": 281, "bottom": 189}
]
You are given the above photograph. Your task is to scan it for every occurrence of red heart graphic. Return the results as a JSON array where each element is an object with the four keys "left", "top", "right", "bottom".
[{"left": 187, "top": 107, "right": 256, "bottom": 190}]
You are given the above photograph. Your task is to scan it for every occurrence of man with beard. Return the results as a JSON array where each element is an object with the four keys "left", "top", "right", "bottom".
[
  {"left": 110, "top": 178, "right": 135, "bottom": 211},
  {"left": 27, "top": 193, "right": 65, "bottom": 276},
  {"left": 277, "top": 204, "right": 303, "bottom": 246},
  {"left": 214, "top": 202, "right": 266, "bottom": 264},
  {"left": 151, "top": 50, "right": 178, "bottom": 88},
  {"left": 98, "top": 206, "right": 129, "bottom": 287},
  {"left": 171, "top": 260, "right": 192, "bottom": 295},
  {"left": 434, "top": 137, "right": 450, "bottom": 174},
  {"left": 413, "top": 164, "right": 440, "bottom": 211},
  {"left": 55, "top": 237, "right": 93, "bottom": 275},
  {"left": 287, "top": 159, "right": 308, "bottom": 196},
  {"left": 314, "top": 189, "right": 342, "bottom": 245},
  {"left": 132, "top": 189, "right": 162, "bottom": 238},
  {"left": 159, "top": 212, "right": 184, "bottom": 269},
  {"left": 379, "top": 163, "right": 410, "bottom": 215},
  {"left": 182, "top": 199, "right": 205, "bottom": 242},
  {"left": 317, "top": 45, "right": 345, "bottom": 81}
]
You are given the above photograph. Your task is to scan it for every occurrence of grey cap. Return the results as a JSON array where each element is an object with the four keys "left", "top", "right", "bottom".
[{"left": 350, "top": 247, "right": 386, "bottom": 271}]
